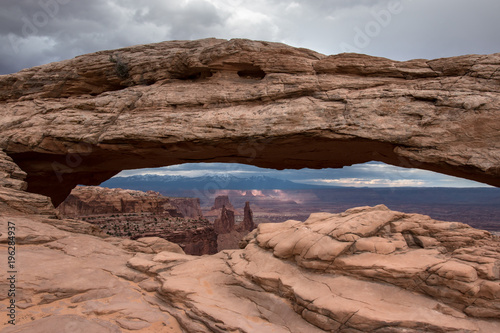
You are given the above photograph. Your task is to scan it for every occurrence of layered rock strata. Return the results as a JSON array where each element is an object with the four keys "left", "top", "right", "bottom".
[
  {"left": 168, "top": 197, "right": 203, "bottom": 218},
  {"left": 57, "top": 186, "right": 185, "bottom": 217},
  {"left": 0, "top": 39, "right": 498, "bottom": 206},
  {"left": 1, "top": 151, "right": 499, "bottom": 331},
  {"left": 57, "top": 186, "right": 217, "bottom": 255}
]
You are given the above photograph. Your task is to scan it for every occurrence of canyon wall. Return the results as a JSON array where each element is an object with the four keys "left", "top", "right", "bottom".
[
  {"left": 57, "top": 186, "right": 184, "bottom": 217},
  {"left": 168, "top": 197, "right": 203, "bottom": 218},
  {"left": 57, "top": 186, "right": 217, "bottom": 255}
]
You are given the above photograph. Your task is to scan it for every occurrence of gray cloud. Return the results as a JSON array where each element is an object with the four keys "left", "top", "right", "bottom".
[
  {"left": 1, "top": 0, "right": 499, "bottom": 74},
  {"left": 116, "top": 162, "right": 490, "bottom": 188}
]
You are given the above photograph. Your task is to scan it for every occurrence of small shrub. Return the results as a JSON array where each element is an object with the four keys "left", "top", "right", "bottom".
[{"left": 109, "top": 54, "right": 129, "bottom": 79}]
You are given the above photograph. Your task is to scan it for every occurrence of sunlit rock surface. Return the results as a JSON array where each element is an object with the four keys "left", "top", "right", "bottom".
[
  {"left": 0, "top": 39, "right": 499, "bottom": 331},
  {"left": 1, "top": 152, "right": 498, "bottom": 332}
]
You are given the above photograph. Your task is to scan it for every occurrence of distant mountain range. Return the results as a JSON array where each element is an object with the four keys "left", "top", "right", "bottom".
[{"left": 100, "top": 174, "right": 331, "bottom": 192}]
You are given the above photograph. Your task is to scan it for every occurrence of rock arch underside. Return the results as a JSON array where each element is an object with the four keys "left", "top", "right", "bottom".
[
  {"left": 1, "top": 39, "right": 500, "bottom": 332},
  {"left": 0, "top": 38, "right": 499, "bottom": 206}
]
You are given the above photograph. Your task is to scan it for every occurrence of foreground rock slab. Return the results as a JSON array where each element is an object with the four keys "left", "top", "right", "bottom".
[
  {"left": 129, "top": 205, "right": 500, "bottom": 332},
  {"left": 1, "top": 198, "right": 499, "bottom": 332}
]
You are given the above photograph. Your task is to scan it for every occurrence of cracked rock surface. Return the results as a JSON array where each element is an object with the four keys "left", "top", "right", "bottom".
[
  {"left": 2, "top": 147, "right": 499, "bottom": 332},
  {"left": 130, "top": 205, "right": 500, "bottom": 332},
  {"left": 1, "top": 152, "right": 499, "bottom": 331}
]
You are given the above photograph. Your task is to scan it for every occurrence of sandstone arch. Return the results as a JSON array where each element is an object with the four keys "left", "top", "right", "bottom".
[{"left": 0, "top": 38, "right": 499, "bottom": 206}]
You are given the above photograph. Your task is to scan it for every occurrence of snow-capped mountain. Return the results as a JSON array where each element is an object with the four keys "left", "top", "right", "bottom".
[{"left": 100, "top": 174, "right": 328, "bottom": 192}]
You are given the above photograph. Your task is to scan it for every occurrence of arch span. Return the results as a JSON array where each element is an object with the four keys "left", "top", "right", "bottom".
[{"left": 0, "top": 39, "right": 499, "bottom": 205}]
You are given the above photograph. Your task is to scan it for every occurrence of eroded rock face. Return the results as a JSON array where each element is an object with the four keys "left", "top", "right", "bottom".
[
  {"left": 0, "top": 39, "right": 498, "bottom": 205},
  {"left": 168, "top": 197, "right": 203, "bottom": 218},
  {"left": 129, "top": 205, "right": 500, "bottom": 332},
  {"left": 211, "top": 195, "right": 235, "bottom": 211},
  {"left": 213, "top": 205, "right": 235, "bottom": 234},
  {"left": 56, "top": 186, "right": 217, "bottom": 255},
  {"left": 0, "top": 149, "right": 55, "bottom": 216},
  {"left": 57, "top": 186, "right": 185, "bottom": 217},
  {"left": 237, "top": 201, "right": 256, "bottom": 232}
]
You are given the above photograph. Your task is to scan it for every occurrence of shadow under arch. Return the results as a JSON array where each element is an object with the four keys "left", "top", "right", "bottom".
[{"left": 7, "top": 134, "right": 499, "bottom": 207}]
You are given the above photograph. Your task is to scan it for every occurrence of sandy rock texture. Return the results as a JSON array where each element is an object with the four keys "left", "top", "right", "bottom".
[
  {"left": 0, "top": 39, "right": 498, "bottom": 205},
  {"left": 0, "top": 147, "right": 499, "bottom": 332},
  {"left": 129, "top": 205, "right": 500, "bottom": 332}
]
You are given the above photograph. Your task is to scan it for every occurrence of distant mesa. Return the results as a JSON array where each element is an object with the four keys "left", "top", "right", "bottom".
[
  {"left": 57, "top": 186, "right": 217, "bottom": 255},
  {"left": 205, "top": 195, "right": 242, "bottom": 218},
  {"left": 57, "top": 186, "right": 186, "bottom": 217},
  {"left": 211, "top": 195, "right": 235, "bottom": 211}
]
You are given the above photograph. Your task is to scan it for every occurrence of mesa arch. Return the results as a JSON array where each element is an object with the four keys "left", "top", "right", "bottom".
[{"left": 0, "top": 38, "right": 499, "bottom": 206}]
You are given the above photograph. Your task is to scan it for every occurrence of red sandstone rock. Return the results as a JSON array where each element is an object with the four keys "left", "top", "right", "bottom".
[
  {"left": 0, "top": 39, "right": 498, "bottom": 206},
  {"left": 237, "top": 201, "right": 256, "bottom": 232},
  {"left": 57, "top": 186, "right": 184, "bottom": 217},
  {"left": 213, "top": 205, "right": 235, "bottom": 234},
  {"left": 211, "top": 195, "right": 235, "bottom": 211},
  {"left": 56, "top": 186, "right": 217, "bottom": 255}
]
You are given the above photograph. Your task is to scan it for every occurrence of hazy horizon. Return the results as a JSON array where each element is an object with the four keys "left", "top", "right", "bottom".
[{"left": 111, "top": 161, "right": 493, "bottom": 188}]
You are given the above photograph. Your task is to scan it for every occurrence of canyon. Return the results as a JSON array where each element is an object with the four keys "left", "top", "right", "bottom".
[
  {"left": 57, "top": 186, "right": 217, "bottom": 255},
  {"left": 0, "top": 39, "right": 499, "bottom": 332}
]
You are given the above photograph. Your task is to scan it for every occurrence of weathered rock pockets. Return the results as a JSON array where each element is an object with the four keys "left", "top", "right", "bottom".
[
  {"left": 0, "top": 38, "right": 498, "bottom": 206},
  {"left": 1, "top": 38, "right": 500, "bottom": 332}
]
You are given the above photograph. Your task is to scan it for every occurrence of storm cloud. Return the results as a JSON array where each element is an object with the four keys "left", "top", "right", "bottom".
[{"left": 1, "top": 0, "right": 499, "bottom": 74}]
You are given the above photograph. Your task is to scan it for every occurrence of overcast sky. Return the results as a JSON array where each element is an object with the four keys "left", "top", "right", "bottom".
[
  {"left": 116, "top": 162, "right": 490, "bottom": 188},
  {"left": 1, "top": 0, "right": 498, "bottom": 187},
  {"left": 2, "top": 0, "right": 500, "bottom": 74}
]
